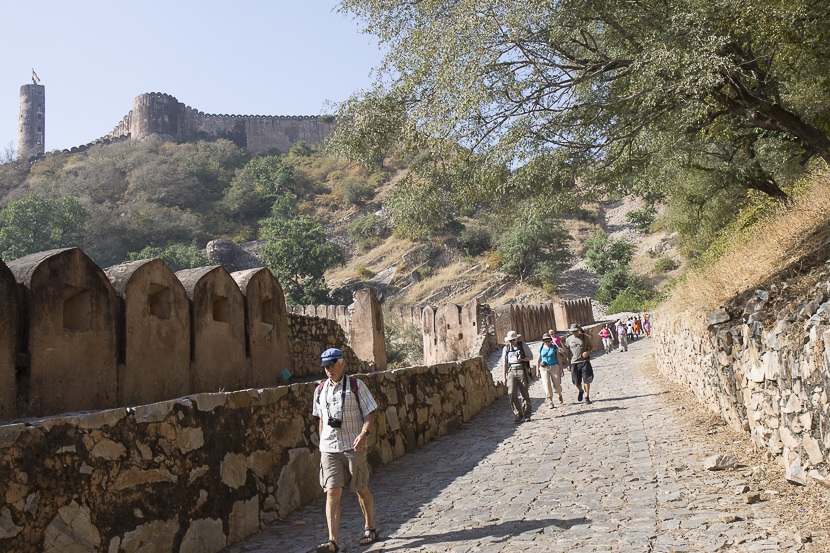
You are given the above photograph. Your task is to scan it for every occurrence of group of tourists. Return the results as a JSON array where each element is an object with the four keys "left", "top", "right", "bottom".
[
  {"left": 501, "top": 323, "right": 595, "bottom": 423},
  {"left": 604, "top": 315, "right": 650, "bottom": 353},
  {"left": 307, "top": 315, "right": 653, "bottom": 552},
  {"left": 501, "top": 315, "right": 652, "bottom": 423}
]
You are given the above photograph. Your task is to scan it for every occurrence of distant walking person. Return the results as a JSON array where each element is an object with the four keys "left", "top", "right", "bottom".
[
  {"left": 643, "top": 315, "right": 651, "bottom": 337},
  {"left": 600, "top": 324, "right": 613, "bottom": 354},
  {"left": 536, "top": 333, "right": 565, "bottom": 408},
  {"left": 564, "top": 324, "right": 595, "bottom": 404},
  {"left": 626, "top": 319, "right": 635, "bottom": 342},
  {"left": 501, "top": 330, "right": 534, "bottom": 422},
  {"left": 615, "top": 320, "right": 628, "bottom": 352},
  {"left": 311, "top": 348, "right": 379, "bottom": 553}
]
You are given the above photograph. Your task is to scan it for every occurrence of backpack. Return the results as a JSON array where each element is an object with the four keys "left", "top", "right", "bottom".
[
  {"left": 507, "top": 341, "right": 533, "bottom": 377},
  {"left": 316, "top": 376, "right": 361, "bottom": 411}
]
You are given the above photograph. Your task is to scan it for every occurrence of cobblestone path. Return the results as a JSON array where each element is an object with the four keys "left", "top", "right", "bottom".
[{"left": 225, "top": 337, "right": 811, "bottom": 553}]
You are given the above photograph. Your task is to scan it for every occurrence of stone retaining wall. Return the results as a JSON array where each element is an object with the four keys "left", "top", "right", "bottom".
[
  {"left": 653, "top": 286, "right": 830, "bottom": 487},
  {"left": 0, "top": 356, "right": 503, "bottom": 553}
]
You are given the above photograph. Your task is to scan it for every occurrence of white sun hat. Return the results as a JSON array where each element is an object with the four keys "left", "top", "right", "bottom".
[{"left": 504, "top": 330, "right": 521, "bottom": 342}]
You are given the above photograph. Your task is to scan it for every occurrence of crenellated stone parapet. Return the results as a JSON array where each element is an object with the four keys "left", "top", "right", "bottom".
[
  {"left": 0, "top": 248, "right": 386, "bottom": 422},
  {"left": 98, "top": 92, "right": 333, "bottom": 154}
]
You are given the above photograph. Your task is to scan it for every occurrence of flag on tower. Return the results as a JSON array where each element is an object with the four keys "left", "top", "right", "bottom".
[{"left": 32, "top": 70, "right": 40, "bottom": 85}]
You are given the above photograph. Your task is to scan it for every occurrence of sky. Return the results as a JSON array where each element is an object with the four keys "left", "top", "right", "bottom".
[{"left": 0, "top": 1, "right": 386, "bottom": 154}]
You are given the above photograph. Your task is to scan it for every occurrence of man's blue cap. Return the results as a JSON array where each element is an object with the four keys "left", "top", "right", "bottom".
[{"left": 321, "top": 348, "right": 344, "bottom": 367}]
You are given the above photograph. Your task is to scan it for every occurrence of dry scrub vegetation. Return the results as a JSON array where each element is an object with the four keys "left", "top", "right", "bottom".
[{"left": 660, "top": 168, "right": 830, "bottom": 318}]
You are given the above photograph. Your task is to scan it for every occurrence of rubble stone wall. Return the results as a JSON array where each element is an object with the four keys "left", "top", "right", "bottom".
[
  {"left": 285, "top": 313, "right": 373, "bottom": 378},
  {"left": 0, "top": 356, "right": 503, "bottom": 553},
  {"left": 653, "top": 286, "right": 830, "bottom": 487}
]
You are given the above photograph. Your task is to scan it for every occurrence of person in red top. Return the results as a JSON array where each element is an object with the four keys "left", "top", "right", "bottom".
[{"left": 600, "top": 324, "right": 613, "bottom": 354}]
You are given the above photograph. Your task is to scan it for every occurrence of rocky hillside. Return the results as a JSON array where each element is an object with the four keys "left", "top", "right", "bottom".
[{"left": 324, "top": 195, "right": 682, "bottom": 316}]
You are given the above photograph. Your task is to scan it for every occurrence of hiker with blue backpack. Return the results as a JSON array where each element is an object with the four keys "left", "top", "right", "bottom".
[{"left": 310, "top": 348, "right": 379, "bottom": 553}]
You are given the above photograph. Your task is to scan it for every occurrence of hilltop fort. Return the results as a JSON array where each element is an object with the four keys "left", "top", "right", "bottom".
[{"left": 17, "top": 85, "right": 333, "bottom": 159}]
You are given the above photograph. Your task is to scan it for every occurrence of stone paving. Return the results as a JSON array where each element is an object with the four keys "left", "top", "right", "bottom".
[{"left": 224, "top": 337, "right": 814, "bottom": 553}]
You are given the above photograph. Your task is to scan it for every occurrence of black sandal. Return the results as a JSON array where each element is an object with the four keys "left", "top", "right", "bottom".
[
  {"left": 359, "top": 527, "right": 379, "bottom": 546},
  {"left": 311, "top": 539, "right": 339, "bottom": 553}
]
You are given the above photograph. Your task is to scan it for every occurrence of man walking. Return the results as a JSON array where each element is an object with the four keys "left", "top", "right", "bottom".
[
  {"left": 311, "top": 348, "right": 379, "bottom": 552},
  {"left": 615, "top": 319, "right": 628, "bottom": 352},
  {"left": 501, "top": 330, "right": 534, "bottom": 422},
  {"left": 564, "top": 324, "right": 595, "bottom": 404}
]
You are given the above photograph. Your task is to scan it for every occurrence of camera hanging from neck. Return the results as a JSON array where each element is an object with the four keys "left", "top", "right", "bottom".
[{"left": 325, "top": 375, "right": 350, "bottom": 428}]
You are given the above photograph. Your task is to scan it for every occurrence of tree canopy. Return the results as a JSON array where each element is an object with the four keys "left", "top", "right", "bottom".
[
  {"left": 260, "top": 216, "right": 345, "bottom": 305},
  {"left": 0, "top": 194, "right": 89, "bottom": 262},
  {"left": 330, "top": 0, "right": 830, "bottom": 212}
]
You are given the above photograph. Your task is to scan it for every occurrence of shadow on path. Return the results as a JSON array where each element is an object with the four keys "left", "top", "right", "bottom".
[
  {"left": 377, "top": 517, "right": 591, "bottom": 552},
  {"left": 556, "top": 405, "right": 626, "bottom": 417}
]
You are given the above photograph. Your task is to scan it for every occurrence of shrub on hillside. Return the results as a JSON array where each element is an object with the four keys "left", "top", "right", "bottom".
[
  {"left": 455, "top": 226, "right": 492, "bottom": 257},
  {"left": 626, "top": 208, "right": 656, "bottom": 232},
  {"left": 356, "top": 264, "right": 374, "bottom": 279},
  {"left": 340, "top": 178, "right": 374, "bottom": 205},
  {"left": 594, "top": 265, "right": 638, "bottom": 305},
  {"left": 606, "top": 285, "right": 661, "bottom": 315},
  {"left": 349, "top": 214, "right": 388, "bottom": 252},
  {"left": 349, "top": 214, "right": 387, "bottom": 240},
  {"left": 444, "top": 218, "right": 465, "bottom": 235},
  {"left": 653, "top": 255, "right": 679, "bottom": 273},
  {"left": 584, "top": 230, "right": 635, "bottom": 275},
  {"left": 367, "top": 171, "right": 390, "bottom": 187},
  {"left": 416, "top": 265, "right": 436, "bottom": 279},
  {"left": 414, "top": 242, "right": 441, "bottom": 263},
  {"left": 485, "top": 249, "right": 504, "bottom": 270},
  {"left": 497, "top": 219, "right": 570, "bottom": 284}
]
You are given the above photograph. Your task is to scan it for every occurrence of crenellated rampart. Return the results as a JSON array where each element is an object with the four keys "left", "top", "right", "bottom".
[
  {"left": 0, "top": 248, "right": 386, "bottom": 422},
  {"left": 99, "top": 92, "right": 333, "bottom": 154}
]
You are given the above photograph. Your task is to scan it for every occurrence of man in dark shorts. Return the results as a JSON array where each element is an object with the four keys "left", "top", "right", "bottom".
[{"left": 564, "top": 324, "right": 595, "bottom": 404}]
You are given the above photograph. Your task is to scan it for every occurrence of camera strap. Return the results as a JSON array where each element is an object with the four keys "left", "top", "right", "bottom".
[{"left": 324, "top": 375, "right": 350, "bottom": 424}]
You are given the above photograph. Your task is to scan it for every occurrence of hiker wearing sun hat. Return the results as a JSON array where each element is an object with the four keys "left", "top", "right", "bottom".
[
  {"left": 564, "top": 324, "right": 595, "bottom": 404},
  {"left": 501, "top": 330, "right": 534, "bottom": 423},
  {"left": 311, "top": 348, "right": 380, "bottom": 552},
  {"left": 536, "top": 333, "right": 566, "bottom": 408}
]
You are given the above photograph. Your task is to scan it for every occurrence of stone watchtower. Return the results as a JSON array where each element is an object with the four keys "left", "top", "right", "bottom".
[{"left": 18, "top": 84, "right": 45, "bottom": 159}]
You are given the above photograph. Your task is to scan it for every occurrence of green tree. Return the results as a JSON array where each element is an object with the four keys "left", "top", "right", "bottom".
[
  {"left": 595, "top": 266, "right": 636, "bottom": 305},
  {"left": 455, "top": 225, "right": 492, "bottom": 257},
  {"left": 583, "top": 231, "right": 635, "bottom": 276},
  {"left": 127, "top": 244, "right": 209, "bottom": 273},
  {"left": 260, "top": 216, "right": 344, "bottom": 304},
  {"left": 269, "top": 191, "right": 299, "bottom": 222},
  {"left": 0, "top": 194, "right": 89, "bottom": 261},
  {"left": 497, "top": 219, "right": 570, "bottom": 283},
  {"left": 222, "top": 156, "right": 295, "bottom": 220},
  {"left": 331, "top": 0, "right": 830, "bottom": 218},
  {"left": 289, "top": 141, "right": 313, "bottom": 157}
]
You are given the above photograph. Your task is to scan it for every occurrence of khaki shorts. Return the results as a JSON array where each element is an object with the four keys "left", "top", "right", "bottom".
[{"left": 319, "top": 449, "right": 370, "bottom": 492}]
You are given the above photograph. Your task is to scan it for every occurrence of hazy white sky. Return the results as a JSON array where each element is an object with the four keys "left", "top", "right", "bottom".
[{"left": 1, "top": 1, "right": 385, "bottom": 153}]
